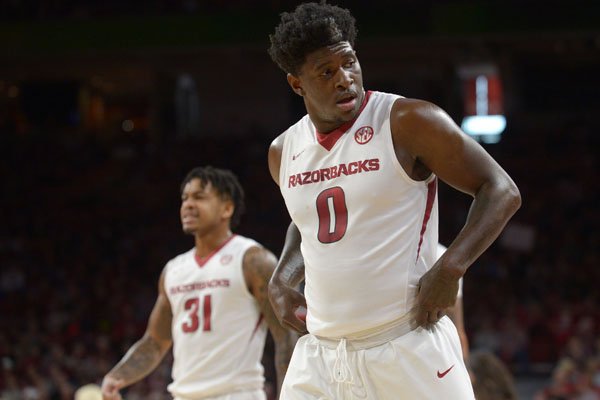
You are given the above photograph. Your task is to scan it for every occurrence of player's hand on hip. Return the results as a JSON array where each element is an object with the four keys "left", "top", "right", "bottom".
[
  {"left": 414, "top": 264, "right": 461, "bottom": 329},
  {"left": 101, "top": 375, "right": 125, "bottom": 400},
  {"left": 268, "top": 280, "right": 308, "bottom": 334}
]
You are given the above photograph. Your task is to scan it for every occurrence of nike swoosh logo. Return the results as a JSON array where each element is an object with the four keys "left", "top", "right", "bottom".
[
  {"left": 292, "top": 149, "right": 305, "bottom": 160},
  {"left": 437, "top": 365, "right": 454, "bottom": 378}
]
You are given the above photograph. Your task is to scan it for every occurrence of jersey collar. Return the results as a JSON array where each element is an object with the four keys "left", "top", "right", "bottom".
[{"left": 315, "top": 90, "right": 372, "bottom": 151}]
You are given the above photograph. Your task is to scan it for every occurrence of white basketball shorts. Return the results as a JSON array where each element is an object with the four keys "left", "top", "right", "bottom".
[{"left": 280, "top": 316, "right": 474, "bottom": 399}]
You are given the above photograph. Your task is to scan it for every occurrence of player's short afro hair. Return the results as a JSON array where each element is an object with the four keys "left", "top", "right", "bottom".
[
  {"left": 268, "top": 1, "right": 357, "bottom": 76},
  {"left": 181, "top": 166, "right": 246, "bottom": 229}
]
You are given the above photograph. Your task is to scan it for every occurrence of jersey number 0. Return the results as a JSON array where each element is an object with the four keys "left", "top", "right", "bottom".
[{"left": 316, "top": 187, "right": 348, "bottom": 243}]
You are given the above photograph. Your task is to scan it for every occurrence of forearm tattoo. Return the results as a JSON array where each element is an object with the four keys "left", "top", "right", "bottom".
[{"left": 109, "top": 336, "right": 165, "bottom": 384}]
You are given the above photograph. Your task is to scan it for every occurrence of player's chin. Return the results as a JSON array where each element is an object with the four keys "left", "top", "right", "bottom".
[
  {"left": 181, "top": 225, "right": 196, "bottom": 235},
  {"left": 336, "top": 108, "right": 358, "bottom": 122}
]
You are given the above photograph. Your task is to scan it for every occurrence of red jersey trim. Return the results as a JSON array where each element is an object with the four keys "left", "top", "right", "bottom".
[
  {"left": 250, "top": 314, "right": 264, "bottom": 340},
  {"left": 315, "top": 90, "right": 372, "bottom": 151},
  {"left": 416, "top": 179, "right": 437, "bottom": 262},
  {"left": 194, "top": 234, "right": 237, "bottom": 268}
]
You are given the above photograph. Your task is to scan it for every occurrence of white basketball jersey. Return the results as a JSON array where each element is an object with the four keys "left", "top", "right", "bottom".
[
  {"left": 164, "top": 235, "right": 267, "bottom": 398},
  {"left": 279, "top": 91, "right": 439, "bottom": 338}
]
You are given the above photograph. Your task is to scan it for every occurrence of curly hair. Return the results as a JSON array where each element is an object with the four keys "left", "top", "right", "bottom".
[
  {"left": 268, "top": 1, "right": 357, "bottom": 75},
  {"left": 180, "top": 166, "right": 246, "bottom": 229}
]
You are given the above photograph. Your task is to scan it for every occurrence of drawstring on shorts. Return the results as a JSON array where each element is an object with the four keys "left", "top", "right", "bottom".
[
  {"left": 332, "top": 338, "right": 353, "bottom": 384},
  {"left": 315, "top": 317, "right": 414, "bottom": 399}
]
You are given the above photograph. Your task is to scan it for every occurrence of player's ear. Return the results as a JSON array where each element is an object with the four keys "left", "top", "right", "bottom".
[
  {"left": 287, "top": 73, "right": 304, "bottom": 97},
  {"left": 222, "top": 200, "right": 234, "bottom": 221}
]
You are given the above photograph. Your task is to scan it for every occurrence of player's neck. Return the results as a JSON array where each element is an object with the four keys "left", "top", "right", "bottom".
[{"left": 194, "top": 228, "right": 233, "bottom": 259}]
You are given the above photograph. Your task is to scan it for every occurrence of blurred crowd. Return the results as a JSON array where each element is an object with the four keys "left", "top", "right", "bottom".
[{"left": 0, "top": 111, "right": 598, "bottom": 399}]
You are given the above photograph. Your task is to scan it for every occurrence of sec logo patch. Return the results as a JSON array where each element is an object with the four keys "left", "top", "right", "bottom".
[
  {"left": 354, "top": 126, "right": 373, "bottom": 144},
  {"left": 220, "top": 254, "right": 233, "bottom": 265}
]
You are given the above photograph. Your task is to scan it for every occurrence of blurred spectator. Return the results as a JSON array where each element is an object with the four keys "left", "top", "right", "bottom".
[{"left": 468, "top": 350, "right": 518, "bottom": 400}]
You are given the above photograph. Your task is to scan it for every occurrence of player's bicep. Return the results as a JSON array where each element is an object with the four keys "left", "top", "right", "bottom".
[
  {"left": 394, "top": 100, "right": 506, "bottom": 197},
  {"left": 268, "top": 134, "right": 285, "bottom": 186},
  {"left": 430, "top": 132, "right": 505, "bottom": 198},
  {"left": 146, "top": 270, "right": 173, "bottom": 349},
  {"left": 243, "top": 247, "right": 288, "bottom": 338}
]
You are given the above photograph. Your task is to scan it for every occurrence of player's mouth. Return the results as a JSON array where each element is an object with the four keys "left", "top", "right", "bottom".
[
  {"left": 182, "top": 214, "right": 198, "bottom": 224},
  {"left": 336, "top": 93, "right": 357, "bottom": 112}
]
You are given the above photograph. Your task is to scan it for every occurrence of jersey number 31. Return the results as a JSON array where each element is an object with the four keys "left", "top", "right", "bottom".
[{"left": 182, "top": 295, "right": 212, "bottom": 333}]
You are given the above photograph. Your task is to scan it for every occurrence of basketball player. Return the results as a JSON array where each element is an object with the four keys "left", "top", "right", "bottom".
[
  {"left": 266, "top": 2, "right": 521, "bottom": 399},
  {"left": 101, "top": 166, "right": 296, "bottom": 400}
]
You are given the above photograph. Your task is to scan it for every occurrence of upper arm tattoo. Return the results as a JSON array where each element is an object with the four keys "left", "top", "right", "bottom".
[
  {"left": 243, "top": 246, "right": 297, "bottom": 390},
  {"left": 243, "top": 247, "right": 292, "bottom": 338},
  {"left": 149, "top": 268, "right": 173, "bottom": 343}
]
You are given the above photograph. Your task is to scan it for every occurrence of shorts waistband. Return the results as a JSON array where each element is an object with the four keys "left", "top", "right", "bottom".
[{"left": 314, "top": 316, "right": 415, "bottom": 350}]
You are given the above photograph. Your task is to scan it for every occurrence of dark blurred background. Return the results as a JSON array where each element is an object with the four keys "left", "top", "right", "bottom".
[{"left": 0, "top": 1, "right": 599, "bottom": 399}]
